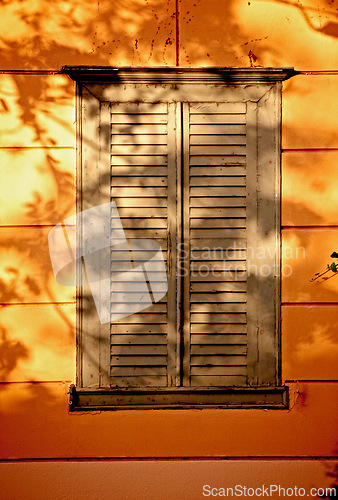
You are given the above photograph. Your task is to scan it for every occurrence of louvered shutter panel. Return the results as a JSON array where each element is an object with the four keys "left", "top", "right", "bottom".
[
  {"left": 182, "top": 102, "right": 249, "bottom": 387},
  {"left": 109, "top": 102, "right": 176, "bottom": 388},
  {"left": 71, "top": 69, "right": 290, "bottom": 408}
]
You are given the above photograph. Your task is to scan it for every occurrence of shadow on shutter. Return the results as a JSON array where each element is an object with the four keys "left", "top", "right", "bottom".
[
  {"left": 182, "top": 102, "right": 248, "bottom": 387},
  {"left": 110, "top": 102, "right": 173, "bottom": 388}
]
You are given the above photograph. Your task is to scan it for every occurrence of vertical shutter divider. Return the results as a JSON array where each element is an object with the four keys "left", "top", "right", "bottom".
[
  {"left": 98, "top": 101, "right": 112, "bottom": 388},
  {"left": 255, "top": 86, "right": 280, "bottom": 385},
  {"left": 167, "top": 102, "right": 180, "bottom": 386},
  {"left": 79, "top": 91, "right": 111, "bottom": 388},
  {"left": 182, "top": 102, "right": 191, "bottom": 386},
  {"left": 246, "top": 100, "right": 260, "bottom": 386}
]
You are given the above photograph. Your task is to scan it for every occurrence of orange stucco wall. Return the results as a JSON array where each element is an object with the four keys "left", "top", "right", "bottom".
[{"left": 0, "top": 0, "right": 337, "bottom": 497}]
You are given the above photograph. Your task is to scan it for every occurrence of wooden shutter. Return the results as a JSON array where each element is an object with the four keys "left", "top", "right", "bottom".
[
  {"left": 109, "top": 102, "right": 177, "bottom": 388},
  {"left": 108, "top": 98, "right": 279, "bottom": 389},
  {"left": 73, "top": 69, "right": 288, "bottom": 408},
  {"left": 182, "top": 102, "right": 248, "bottom": 387}
]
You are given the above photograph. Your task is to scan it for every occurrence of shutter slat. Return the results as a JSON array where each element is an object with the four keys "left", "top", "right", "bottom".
[
  {"left": 190, "top": 219, "right": 245, "bottom": 228},
  {"left": 112, "top": 145, "right": 168, "bottom": 155},
  {"left": 111, "top": 155, "right": 168, "bottom": 166},
  {"left": 190, "top": 124, "right": 246, "bottom": 135},
  {"left": 111, "top": 376, "right": 168, "bottom": 387},
  {"left": 191, "top": 260, "right": 246, "bottom": 270},
  {"left": 190, "top": 249, "right": 246, "bottom": 261},
  {"left": 111, "top": 124, "right": 167, "bottom": 134},
  {"left": 117, "top": 207, "right": 167, "bottom": 217},
  {"left": 190, "top": 303, "right": 246, "bottom": 313},
  {"left": 191, "top": 345, "right": 246, "bottom": 355},
  {"left": 112, "top": 314, "right": 167, "bottom": 324},
  {"left": 111, "top": 283, "right": 168, "bottom": 293},
  {"left": 115, "top": 198, "right": 167, "bottom": 208},
  {"left": 190, "top": 156, "right": 246, "bottom": 166},
  {"left": 191, "top": 375, "right": 247, "bottom": 386},
  {"left": 190, "top": 114, "right": 245, "bottom": 124},
  {"left": 111, "top": 335, "right": 167, "bottom": 344},
  {"left": 190, "top": 135, "right": 245, "bottom": 145},
  {"left": 116, "top": 218, "right": 167, "bottom": 228},
  {"left": 111, "top": 114, "right": 167, "bottom": 124},
  {"left": 190, "top": 228, "right": 246, "bottom": 238},
  {"left": 190, "top": 103, "right": 246, "bottom": 113},
  {"left": 111, "top": 356, "right": 167, "bottom": 365},
  {"left": 191, "top": 186, "right": 245, "bottom": 196},
  {"left": 111, "top": 134, "right": 167, "bottom": 145},
  {"left": 111, "top": 304, "right": 167, "bottom": 313},
  {"left": 192, "top": 332, "right": 247, "bottom": 342},
  {"left": 190, "top": 366, "right": 246, "bottom": 376},
  {"left": 191, "top": 166, "right": 246, "bottom": 175},
  {"left": 190, "top": 197, "right": 246, "bottom": 207},
  {"left": 111, "top": 103, "right": 167, "bottom": 113},
  {"left": 190, "top": 237, "right": 246, "bottom": 247},
  {"left": 191, "top": 355, "right": 247, "bottom": 366},
  {"left": 112, "top": 177, "right": 168, "bottom": 186},
  {"left": 191, "top": 292, "right": 247, "bottom": 303},
  {"left": 111, "top": 367, "right": 167, "bottom": 376},
  {"left": 112, "top": 167, "right": 168, "bottom": 176},
  {"left": 191, "top": 313, "right": 247, "bottom": 323},
  {"left": 110, "top": 324, "right": 167, "bottom": 333},
  {"left": 190, "top": 176, "right": 245, "bottom": 186},
  {"left": 190, "top": 273, "right": 247, "bottom": 282},
  {"left": 190, "top": 145, "right": 246, "bottom": 155},
  {"left": 111, "top": 345, "right": 167, "bottom": 354},
  {"left": 111, "top": 187, "right": 167, "bottom": 196},
  {"left": 191, "top": 282, "right": 246, "bottom": 292}
]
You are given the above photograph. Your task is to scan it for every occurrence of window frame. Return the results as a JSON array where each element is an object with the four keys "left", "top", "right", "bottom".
[{"left": 62, "top": 66, "right": 297, "bottom": 411}]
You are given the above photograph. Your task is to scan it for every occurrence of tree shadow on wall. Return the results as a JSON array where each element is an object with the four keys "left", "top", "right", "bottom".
[
  {"left": 320, "top": 456, "right": 338, "bottom": 498},
  {"left": 270, "top": 0, "right": 338, "bottom": 39},
  {"left": 0, "top": 325, "right": 29, "bottom": 383}
]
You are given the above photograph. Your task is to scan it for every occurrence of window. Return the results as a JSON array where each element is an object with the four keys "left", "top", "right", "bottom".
[{"left": 63, "top": 67, "right": 296, "bottom": 410}]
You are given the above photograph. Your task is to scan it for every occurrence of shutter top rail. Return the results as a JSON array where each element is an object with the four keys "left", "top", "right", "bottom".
[{"left": 61, "top": 66, "right": 298, "bottom": 84}]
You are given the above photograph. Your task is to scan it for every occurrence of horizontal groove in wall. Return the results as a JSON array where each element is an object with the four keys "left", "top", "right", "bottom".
[
  {"left": 0, "top": 70, "right": 60, "bottom": 75},
  {"left": 282, "top": 148, "right": 338, "bottom": 153},
  {"left": 0, "top": 456, "right": 337, "bottom": 463},
  {"left": 0, "top": 302, "right": 75, "bottom": 306},
  {"left": 297, "top": 70, "right": 338, "bottom": 75},
  {"left": 0, "top": 225, "right": 75, "bottom": 228},
  {"left": 282, "top": 225, "right": 338, "bottom": 229},
  {"left": 284, "top": 380, "right": 338, "bottom": 383},
  {"left": 0, "top": 381, "right": 72, "bottom": 385},
  {"left": 0, "top": 146, "right": 74, "bottom": 150},
  {"left": 6, "top": 147, "right": 336, "bottom": 152},
  {"left": 1, "top": 69, "right": 338, "bottom": 76},
  {"left": 3, "top": 225, "right": 333, "bottom": 230},
  {"left": 282, "top": 302, "right": 338, "bottom": 306}
]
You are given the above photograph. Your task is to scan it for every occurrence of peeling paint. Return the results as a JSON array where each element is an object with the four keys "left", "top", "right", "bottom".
[{"left": 248, "top": 49, "right": 258, "bottom": 66}]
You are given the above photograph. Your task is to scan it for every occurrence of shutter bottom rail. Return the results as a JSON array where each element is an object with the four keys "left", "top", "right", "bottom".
[{"left": 68, "top": 385, "right": 288, "bottom": 410}]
